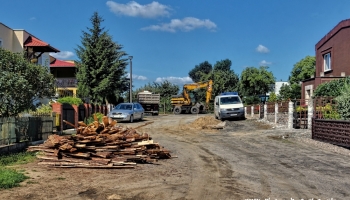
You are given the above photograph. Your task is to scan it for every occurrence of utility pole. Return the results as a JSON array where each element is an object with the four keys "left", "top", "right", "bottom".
[{"left": 128, "top": 56, "right": 133, "bottom": 103}]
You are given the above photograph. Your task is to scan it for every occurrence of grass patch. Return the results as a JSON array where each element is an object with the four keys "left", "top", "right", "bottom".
[
  {"left": 0, "top": 168, "right": 29, "bottom": 189},
  {"left": 0, "top": 152, "right": 36, "bottom": 166},
  {"left": 0, "top": 152, "right": 37, "bottom": 189}
]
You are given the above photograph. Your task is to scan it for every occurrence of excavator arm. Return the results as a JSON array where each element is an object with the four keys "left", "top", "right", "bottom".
[
  {"left": 183, "top": 80, "right": 213, "bottom": 106},
  {"left": 171, "top": 80, "right": 213, "bottom": 114}
]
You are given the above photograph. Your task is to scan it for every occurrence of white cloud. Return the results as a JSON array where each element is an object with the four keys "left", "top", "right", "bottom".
[
  {"left": 259, "top": 60, "right": 272, "bottom": 66},
  {"left": 106, "top": 1, "right": 171, "bottom": 18},
  {"left": 127, "top": 73, "right": 148, "bottom": 80},
  {"left": 50, "top": 51, "right": 74, "bottom": 59},
  {"left": 256, "top": 45, "right": 269, "bottom": 53},
  {"left": 155, "top": 76, "right": 193, "bottom": 84},
  {"left": 141, "top": 17, "right": 217, "bottom": 32}
]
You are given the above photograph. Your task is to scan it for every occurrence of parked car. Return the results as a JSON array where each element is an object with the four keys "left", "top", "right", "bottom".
[{"left": 108, "top": 103, "right": 144, "bottom": 122}]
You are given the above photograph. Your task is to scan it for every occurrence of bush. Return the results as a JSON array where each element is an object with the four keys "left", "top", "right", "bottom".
[
  {"left": 84, "top": 112, "right": 104, "bottom": 124},
  {"left": 35, "top": 104, "right": 52, "bottom": 113},
  {"left": 295, "top": 105, "right": 307, "bottom": 112},
  {"left": 335, "top": 82, "right": 350, "bottom": 120},
  {"left": 57, "top": 96, "right": 83, "bottom": 105},
  {"left": 314, "top": 77, "right": 350, "bottom": 97}
]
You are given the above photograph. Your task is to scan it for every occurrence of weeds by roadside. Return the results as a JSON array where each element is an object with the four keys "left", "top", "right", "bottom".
[{"left": 0, "top": 152, "right": 36, "bottom": 189}]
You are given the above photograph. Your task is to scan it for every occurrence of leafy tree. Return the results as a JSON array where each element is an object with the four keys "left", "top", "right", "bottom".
[
  {"left": 213, "top": 59, "right": 231, "bottom": 71},
  {"left": 268, "top": 92, "right": 277, "bottom": 102},
  {"left": 289, "top": 56, "right": 315, "bottom": 85},
  {"left": 290, "top": 84, "right": 301, "bottom": 99},
  {"left": 278, "top": 83, "right": 301, "bottom": 100},
  {"left": 282, "top": 55, "right": 315, "bottom": 99},
  {"left": 278, "top": 83, "right": 292, "bottom": 100},
  {"left": 0, "top": 48, "right": 55, "bottom": 117},
  {"left": 239, "top": 66, "right": 275, "bottom": 102},
  {"left": 188, "top": 61, "right": 212, "bottom": 82},
  {"left": 188, "top": 59, "right": 239, "bottom": 108},
  {"left": 75, "top": 12, "right": 129, "bottom": 105}
]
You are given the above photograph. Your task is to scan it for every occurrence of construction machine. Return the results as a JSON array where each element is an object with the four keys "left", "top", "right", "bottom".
[{"left": 171, "top": 80, "right": 213, "bottom": 114}]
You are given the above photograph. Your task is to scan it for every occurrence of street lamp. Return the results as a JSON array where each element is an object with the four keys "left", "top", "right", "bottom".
[{"left": 128, "top": 56, "right": 133, "bottom": 103}]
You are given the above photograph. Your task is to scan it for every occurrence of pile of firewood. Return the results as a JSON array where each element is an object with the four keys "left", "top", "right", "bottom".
[{"left": 27, "top": 115, "right": 171, "bottom": 168}]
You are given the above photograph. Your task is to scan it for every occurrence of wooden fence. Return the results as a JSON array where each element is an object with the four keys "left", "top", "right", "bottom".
[{"left": 0, "top": 115, "right": 56, "bottom": 146}]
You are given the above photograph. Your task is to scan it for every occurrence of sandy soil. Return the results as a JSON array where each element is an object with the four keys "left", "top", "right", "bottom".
[{"left": 1, "top": 114, "right": 350, "bottom": 200}]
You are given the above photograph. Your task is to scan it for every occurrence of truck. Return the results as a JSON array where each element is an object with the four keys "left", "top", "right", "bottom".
[
  {"left": 137, "top": 91, "right": 160, "bottom": 115},
  {"left": 171, "top": 80, "right": 213, "bottom": 114}
]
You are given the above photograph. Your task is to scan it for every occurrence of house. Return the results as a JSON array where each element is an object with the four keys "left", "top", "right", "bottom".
[
  {"left": 50, "top": 56, "right": 78, "bottom": 97},
  {"left": 0, "top": 22, "right": 59, "bottom": 68},
  {"left": 1, "top": 22, "right": 63, "bottom": 105},
  {"left": 301, "top": 19, "right": 350, "bottom": 100}
]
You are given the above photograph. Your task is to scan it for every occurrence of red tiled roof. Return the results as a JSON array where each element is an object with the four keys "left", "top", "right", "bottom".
[
  {"left": 24, "top": 36, "right": 60, "bottom": 52},
  {"left": 50, "top": 58, "right": 75, "bottom": 67}
]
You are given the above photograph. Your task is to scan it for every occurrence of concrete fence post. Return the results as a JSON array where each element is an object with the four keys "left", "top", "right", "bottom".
[
  {"left": 275, "top": 103, "right": 278, "bottom": 124},
  {"left": 308, "top": 99, "right": 313, "bottom": 130},
  {"left": 288, "top": 101, "right": 294, "bottom": 129},
  {"left": 264, "top": 104, "right": 267, "bottom": 120},
  {"left": 251, "top": 106, "right": 254, "bottom": 118}
]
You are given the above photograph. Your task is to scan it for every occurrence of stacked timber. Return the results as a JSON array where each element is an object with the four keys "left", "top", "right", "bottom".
[{"left": 27, "top": 115, "right": 171, "bottom": 169}]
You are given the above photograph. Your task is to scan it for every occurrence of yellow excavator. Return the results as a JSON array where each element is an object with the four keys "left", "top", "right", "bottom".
[{"left": 171, "top": 80, "right": 213, "bottom": 114}]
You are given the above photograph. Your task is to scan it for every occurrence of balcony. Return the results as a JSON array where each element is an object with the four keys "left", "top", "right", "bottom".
[{"left": 55, "top": 78, "right": 77, "bottom": 88}]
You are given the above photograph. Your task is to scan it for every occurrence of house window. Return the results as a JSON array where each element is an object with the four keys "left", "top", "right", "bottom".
[{"left": 323, "top": 53, "right": 331, "bottom": 71}]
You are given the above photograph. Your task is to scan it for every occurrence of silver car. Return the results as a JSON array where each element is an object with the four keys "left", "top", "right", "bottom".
[{"left": 108, "top": 103, "right": 144, "bottom": 123}]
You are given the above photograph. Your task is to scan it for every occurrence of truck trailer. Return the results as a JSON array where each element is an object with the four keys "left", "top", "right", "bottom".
[{"left": 137, "top": 91, "right": 160, "bottom": 115}]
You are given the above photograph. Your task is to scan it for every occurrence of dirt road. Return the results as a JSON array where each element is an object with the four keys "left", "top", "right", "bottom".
[{"left": 2, "top": 114, "right": 350, "bottom": 200}]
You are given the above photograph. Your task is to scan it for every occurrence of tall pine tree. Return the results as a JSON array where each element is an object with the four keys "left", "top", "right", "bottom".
[{"left": 75, "top": 12, "right": 129, "bottom": 105}]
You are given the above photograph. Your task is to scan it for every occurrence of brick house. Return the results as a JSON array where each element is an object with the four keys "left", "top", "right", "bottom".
[
  {"left": 0, "top": 22, "right": 59, "bottom": 68},
  {"left": 301, "top": 19, "right": 350, "bottom": 100},
  {"left": 50, "top": 56, "right": 78, "bottom": 97}
]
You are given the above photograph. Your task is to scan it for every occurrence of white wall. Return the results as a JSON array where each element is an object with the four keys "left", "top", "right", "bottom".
[{"left": 274, "top": 81, "right": 289, "bottom": 95}]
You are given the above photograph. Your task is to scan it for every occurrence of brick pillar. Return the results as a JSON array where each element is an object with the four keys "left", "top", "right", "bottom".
[
  {"left": 51, "top": 103, "right": 63, "bottom": 132},
  {"left": 72, "top": 105, "right": 78, "bottom": 128}
]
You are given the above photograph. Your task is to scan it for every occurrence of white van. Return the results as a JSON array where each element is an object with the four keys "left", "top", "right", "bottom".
[{"left": 214, "top": 92, "right": 245, "bottom": 120}]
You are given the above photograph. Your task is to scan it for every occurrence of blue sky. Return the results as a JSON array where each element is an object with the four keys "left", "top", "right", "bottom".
[{"left": 1, "top": 1, "right": 350, "bottom": 89}]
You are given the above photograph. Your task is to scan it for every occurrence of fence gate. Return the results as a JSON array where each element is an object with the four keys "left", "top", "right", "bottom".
[
  {"left": 292, "top": 99, "right": 308, "bottom": 129},
  {"left": 62, "top": 104, "right": 75, "bottom": 130}
]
